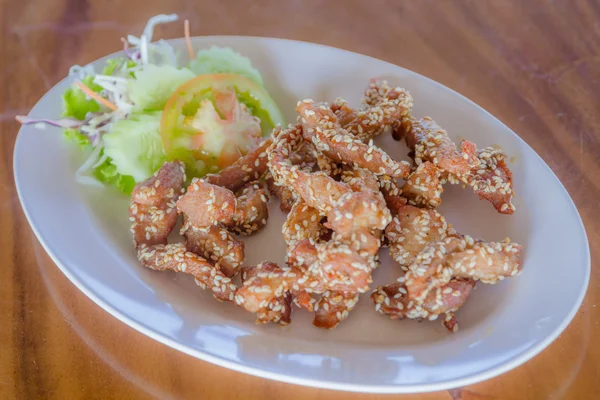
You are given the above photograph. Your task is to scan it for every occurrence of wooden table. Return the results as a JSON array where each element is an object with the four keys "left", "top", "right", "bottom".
[{"left": 1, "top": 1, "right": 598, "bottom": 398}]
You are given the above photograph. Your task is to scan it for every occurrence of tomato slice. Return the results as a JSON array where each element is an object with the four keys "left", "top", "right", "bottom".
[{"left": 161, "top": 73, "right": 285, "bottom": 176}]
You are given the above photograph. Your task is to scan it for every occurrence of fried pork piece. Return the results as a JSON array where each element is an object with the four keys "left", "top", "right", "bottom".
[
  {"left": 323, "top": 167, "right": 391, "bottom": 245},
  {"left": 264, "top": 138, "right": 319, "bottom": 214},
  {"left": 244, "top": 203, "right": 319, "bottom": 314},
  {"left": 336, "top": 168, "right": 389, "bottom": 254},
  {"left": 464, "top": 146, "right": 515, "bottom": 214},
  {"left": 330, "top": 81, "right": 413, "bottom": 143},
  {"left": 293, "top": 290, "right": 316, "bottom": 312},
  {"left": 340, "top": 167, "right": 380, "bottom": 192},
  {"left": 244, "top": 169, "right": 387, "bottom": 327},
  {"left": 315, "top": 151, "right": 343, "bottom": 178},
  {"left": 268, "top": 124, "right": 352, "bottom": 214},
  {"left": 362, "top": 79, "right": 408, "bottom": 109},
  {"left": 313, "top": 291, "right": 360, "bottom": 329},
  {"left": 286, "top": 238, "right": 375, "bottom": 293},
  {"left": 237, "top": 240, "right": 376, "bottom": 305},
  {"left": 282, "top": 200, "right": 324, "bottom": 248},
  {"left": 325, "top": 191, "right": 389, "bottom": 256},
  {"left": 385, "top": 205, "right": 452, "bottom": 270},
  {"left": 236, "top": 249, "right": 371, "bottom": 326},
  {"left": 377, "top": 175, "right": 407, "bottom": 215},
  {"left": 203, "top": 137, "right": 272, "bottom": 192},
  {"left": 405, "top": 236, "right": 523, "bottom": 301},
  {"left": 287, "top": 238, "right": 319, "bottom": 269},
  {"left": 237, "top": 258, "right": 366, "bottom": 327},
  {"left": 401, "top": 114, "right": 515, "bottom": 214},
  {"left": 240, "top": 263, "right": 293, "bottom": 325},
  {"left": 362, "top": 80, "right": 415, "bottom": 141},
  {"left": 181, "top": 218, "right": 244, "bottom": 278},
  {"left": 265, "top": 172, "right": 297, "bottom": 214},
  {"left": 371, "top": 279, "right": 475, "bottom": 332},
  {"left": 327, "top": 190, "right": 390, "bottom": 233},
  {"left": 177, "top": 178, "right": 236, "bottom": 227},
  {"left": 401, "top": 162, "right": 444, "bottom": 208},
  {"left": 297, "top": 100, "right": 411, "bottom": 179},
  {"left": 178, "top": 178, "right": 270, "bottom": 234},
  {"left": 282, "top": 199, "right": 322, "bottom": 277},
  {"left": 330, "top": 98, "right": 358, "bottom": 127},
  {"left": 235, "top": 263, "right": 306, "bottom": 319},
  {"left": 177, "top": 178, "right": 269, "bottom": 278},
  {"left": 403, "top": 116, "right": 473, "bottom": 177},
  {"left": 308, "top": 240, "right": 375, "bottom": 293},
  {"left": 401, "top": 113, "right": 515, "bottom": 211},
  {"left": 129, "top": 161, "right": 186, "bottom": 247},
  {"left": 137, "top": 243, "right": 236, "bottom": 302},
  {"left": 264, "top": 141, "right": 318, "bottom": 214},
  {"left": 270, "top": 125, "right": 389, "bottom": 303},
  {"left": 231, "top": 182, "right": 270, "bottom": 235},
  {"left": 282, "top": 199, "right": 326, "bottom": 270},
  {"left": 289, "top": 140, "right": 319, "bottom": 169}
]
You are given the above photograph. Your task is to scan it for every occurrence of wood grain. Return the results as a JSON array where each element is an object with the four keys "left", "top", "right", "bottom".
[{"left": 1, "top": 0, "right": 599, "bottom": 398}]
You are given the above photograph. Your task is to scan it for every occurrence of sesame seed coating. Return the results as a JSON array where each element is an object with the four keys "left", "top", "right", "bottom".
[
  {"left": 377, "top": 175, "right": 407, "bottom": 214},
  {"left": 402, "top": 112, "right": 515, "bottom": 214},
  {"left": 177, "top": 179, "right": 236, "bottom": 227},
  {"left": 386, "top": 205, "right": 452, "bottom": 270},
  {"left": 463, "top": 145, "right": 516, "bottom": 214},
  {"left": 404, "top": 236, "right": 523, "bottom": 302},
  {"left": 268, "top": 124, "right": 351, "bottom": 214},
  {"left": 181, "top": 217, "right": 244, "bottom": 278},
  {"left": 283, "top": 199, "right": 324, "bottom": 248},
  {"left": 371, "top": 280, "right": 474, "bottom": 332},
  {"left": 265, "top": 172, "right": 297, "bottom": 213},
  {"left": 203, "top": 137, "right": 273, "bottom": 192},
  {"left": 230, "top": 181, "right": 270, "bottom": 236},
  {"left": 313, "top": 291, "right": 360, "bottom": 329},
  {"left": 331, "top": 81, "right": 413, "bottom": 143},
  {"left": 401, "top": 162, "right": 444, "bottom": 208},
  {"left": 238, "top": 262, "right": 293, "bottom": 325},
  {"left": 404, "top": 116, "right": 472, "bottom": 177},
  {"left": 297, "top": 100, "right": 411, "bottom": 179},
  {"left": 129, "top": 161, "right": 186, "bottom": 247},
  {"left": 137, "top": 243, "right": 236, "bottom": 302}
]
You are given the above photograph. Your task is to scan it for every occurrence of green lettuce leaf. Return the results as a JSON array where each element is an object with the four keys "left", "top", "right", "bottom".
[
  {"left": 128, "top": 64, "right": 195, "bottom": 111},
  {"left": 189, "top": 46, "right": 264, "bottom": 86},
  {"left": 63, "top": 128, "right": 91, "bottom": 148},
  {"left": 62, "top": 75, "right": 102, "bottom": 120},
  {"left": 63, "top": 129, "right": 136, "bottom": 194},
  {"left": 102, "top": 58, "right": 137, "bottom": 77},
  {"left": 93, "top": 155, "right": 137, "bottom": 195},
  {"left": 102, "top": 112, "right": 167, "bottom": 182},
  {"left": 102, "top": 59, "right": 122, "bottom": 76}
]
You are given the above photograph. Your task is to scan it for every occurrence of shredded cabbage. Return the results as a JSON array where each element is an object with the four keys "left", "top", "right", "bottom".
[{"left": 75, "top": 143, "right": 105, "bottom": 187}]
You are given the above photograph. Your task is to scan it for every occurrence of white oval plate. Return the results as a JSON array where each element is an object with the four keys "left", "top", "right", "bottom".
[{"left": 14, "top": 37, "right": 590, "bottom": 393}]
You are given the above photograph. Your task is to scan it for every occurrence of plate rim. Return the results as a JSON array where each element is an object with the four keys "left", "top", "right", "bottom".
[{"left": 13, "top": 35, "right": 591, "bottom": 394}]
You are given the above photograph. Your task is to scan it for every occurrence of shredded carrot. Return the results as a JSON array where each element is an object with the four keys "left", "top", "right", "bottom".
[
  {"left": 75, "top": 81, "right": 118, "bottom": 111},
  {"left": 184, "top": 19, "right": 194, "bottom": 60},
  {"left": 120, "top": 37, "right": 129, "bottom": 51}
]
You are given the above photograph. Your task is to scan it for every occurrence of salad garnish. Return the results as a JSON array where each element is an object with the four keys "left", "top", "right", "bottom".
[{"left": 17, "top": 14, "right": 284, "bottom": 194}]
